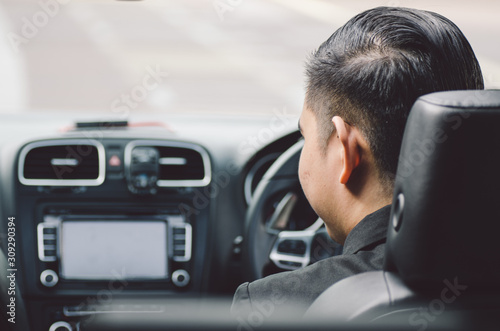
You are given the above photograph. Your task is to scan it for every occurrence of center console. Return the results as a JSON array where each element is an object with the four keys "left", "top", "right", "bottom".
[{"left": 15, "top": 137, "right": 213, "bottom": 331}]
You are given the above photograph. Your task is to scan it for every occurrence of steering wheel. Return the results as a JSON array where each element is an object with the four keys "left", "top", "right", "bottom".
[{"left": 242, "top": 140, "right": 341, "bottom": 281}]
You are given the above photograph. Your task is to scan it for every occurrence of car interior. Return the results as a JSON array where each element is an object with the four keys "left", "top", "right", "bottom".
[
  {"left": 2, "top": 88, "right": 500, "bottom": 331},
  {"left": 1, "top": 1, "right": 500, "bottom": 331}
]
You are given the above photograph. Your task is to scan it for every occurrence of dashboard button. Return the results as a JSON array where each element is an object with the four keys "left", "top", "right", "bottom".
[
  {"left": 172, "top": 269, "right": 190, "bottom": 287},
  {"left": 40, "top": 269, "right": 59, "bottom": 287},
  {"left": 49, "top": 321, "right": 73, "bottom": 331}
]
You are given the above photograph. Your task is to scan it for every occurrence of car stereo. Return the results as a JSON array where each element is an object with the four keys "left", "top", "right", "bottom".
[{"left": 37, "top": 213, "right": 192, "bottom": 287}]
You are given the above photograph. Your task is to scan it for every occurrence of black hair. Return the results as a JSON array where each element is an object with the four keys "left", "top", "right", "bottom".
[{"left": 305, "top": 6, "right": 484, "bottom": 187}]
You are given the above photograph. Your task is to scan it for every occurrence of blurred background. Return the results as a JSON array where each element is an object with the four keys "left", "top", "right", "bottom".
[{"left": 0, "top": 0, "right": 499, "bottom": 116}]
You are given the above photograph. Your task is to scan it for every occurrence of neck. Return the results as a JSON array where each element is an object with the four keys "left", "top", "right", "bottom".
[
  {"left": 332, "top": 165, "right": 393, "bottom": 244},
  {"left": 340, "top": 192, "right": 392, "bottom": 242}
]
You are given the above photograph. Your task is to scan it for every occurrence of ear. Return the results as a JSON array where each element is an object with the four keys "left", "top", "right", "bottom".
[{"left": 332, "top": 116, "right": 361, "bottom": 184}]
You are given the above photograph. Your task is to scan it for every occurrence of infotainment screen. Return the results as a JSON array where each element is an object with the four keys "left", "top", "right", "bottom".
[{"left": 60, "top": 221, "right": 168, "bottom": 280}]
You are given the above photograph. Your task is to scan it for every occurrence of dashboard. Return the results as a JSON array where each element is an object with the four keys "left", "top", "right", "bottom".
[{"left": 0, "top": 112, "right": 302, "bottom": 331}]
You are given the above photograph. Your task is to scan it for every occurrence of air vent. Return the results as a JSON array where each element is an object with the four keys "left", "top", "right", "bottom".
[
  {"left": 172, "top": 223, "right": 192, "bottom": 262},
  {"left": 18, "top": 140, "right": 105, "bottom": 186},
  {"left": 37, "top": 223, "right": 58, "bottom": 262},
  {"left": 125, "top": 140, "right": 211, "bottom": 187}
]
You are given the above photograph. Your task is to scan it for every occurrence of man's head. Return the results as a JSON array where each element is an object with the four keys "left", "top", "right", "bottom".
[{"left": 298, "top": 7, "right": 483, "bottom": 243}]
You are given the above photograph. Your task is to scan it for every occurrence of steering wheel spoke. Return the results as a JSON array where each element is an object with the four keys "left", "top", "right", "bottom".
[{"left": 269, "top": 219, "right": 324, "bottom": 270}]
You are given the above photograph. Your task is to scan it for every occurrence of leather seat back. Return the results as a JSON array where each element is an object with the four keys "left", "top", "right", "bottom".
[{"left": 385, "top": 90, "right": 500, "bottom": 291}]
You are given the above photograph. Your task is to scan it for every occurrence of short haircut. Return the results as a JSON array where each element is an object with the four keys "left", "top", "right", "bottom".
[{"left": 305, "top": 7, "right": 484, "bottom": 187}]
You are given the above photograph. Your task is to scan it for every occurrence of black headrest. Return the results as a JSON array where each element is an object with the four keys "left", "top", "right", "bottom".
[{"left": 385, "top": 90, "right": 500, "bottom": 291}]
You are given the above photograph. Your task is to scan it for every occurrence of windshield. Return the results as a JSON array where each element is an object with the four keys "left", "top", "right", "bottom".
[{"left": 0, "top": 0, "right": 499, "bottom": 116}]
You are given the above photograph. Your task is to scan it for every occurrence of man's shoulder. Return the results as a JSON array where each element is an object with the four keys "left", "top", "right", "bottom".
[
  {"left": 231, "top": 255, "right": 348, "bottom": 320},
  {"left": 231, "top": 247, "right": 385, "bottom": 318},
  {"left": 250, "top": 245, "right": 385, "bottom": 298}
]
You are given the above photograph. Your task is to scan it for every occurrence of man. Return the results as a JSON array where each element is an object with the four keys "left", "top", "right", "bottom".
[{"left": 232, "top": 6, "right": 484, "bottom": 320}]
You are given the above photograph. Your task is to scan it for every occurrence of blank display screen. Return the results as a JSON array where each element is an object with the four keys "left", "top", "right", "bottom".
[{"left": 60, "top": 221, "right": 168, "bottom": 280}]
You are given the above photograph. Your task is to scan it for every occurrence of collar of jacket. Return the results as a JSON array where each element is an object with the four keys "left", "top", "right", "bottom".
[{"left": 342, "top": 204, "right": 391, "bottom": 255}]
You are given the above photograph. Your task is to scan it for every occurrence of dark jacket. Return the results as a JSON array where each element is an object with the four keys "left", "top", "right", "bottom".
[{"left": 231, "top": 205, "right": 391, "bottom": 320}]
